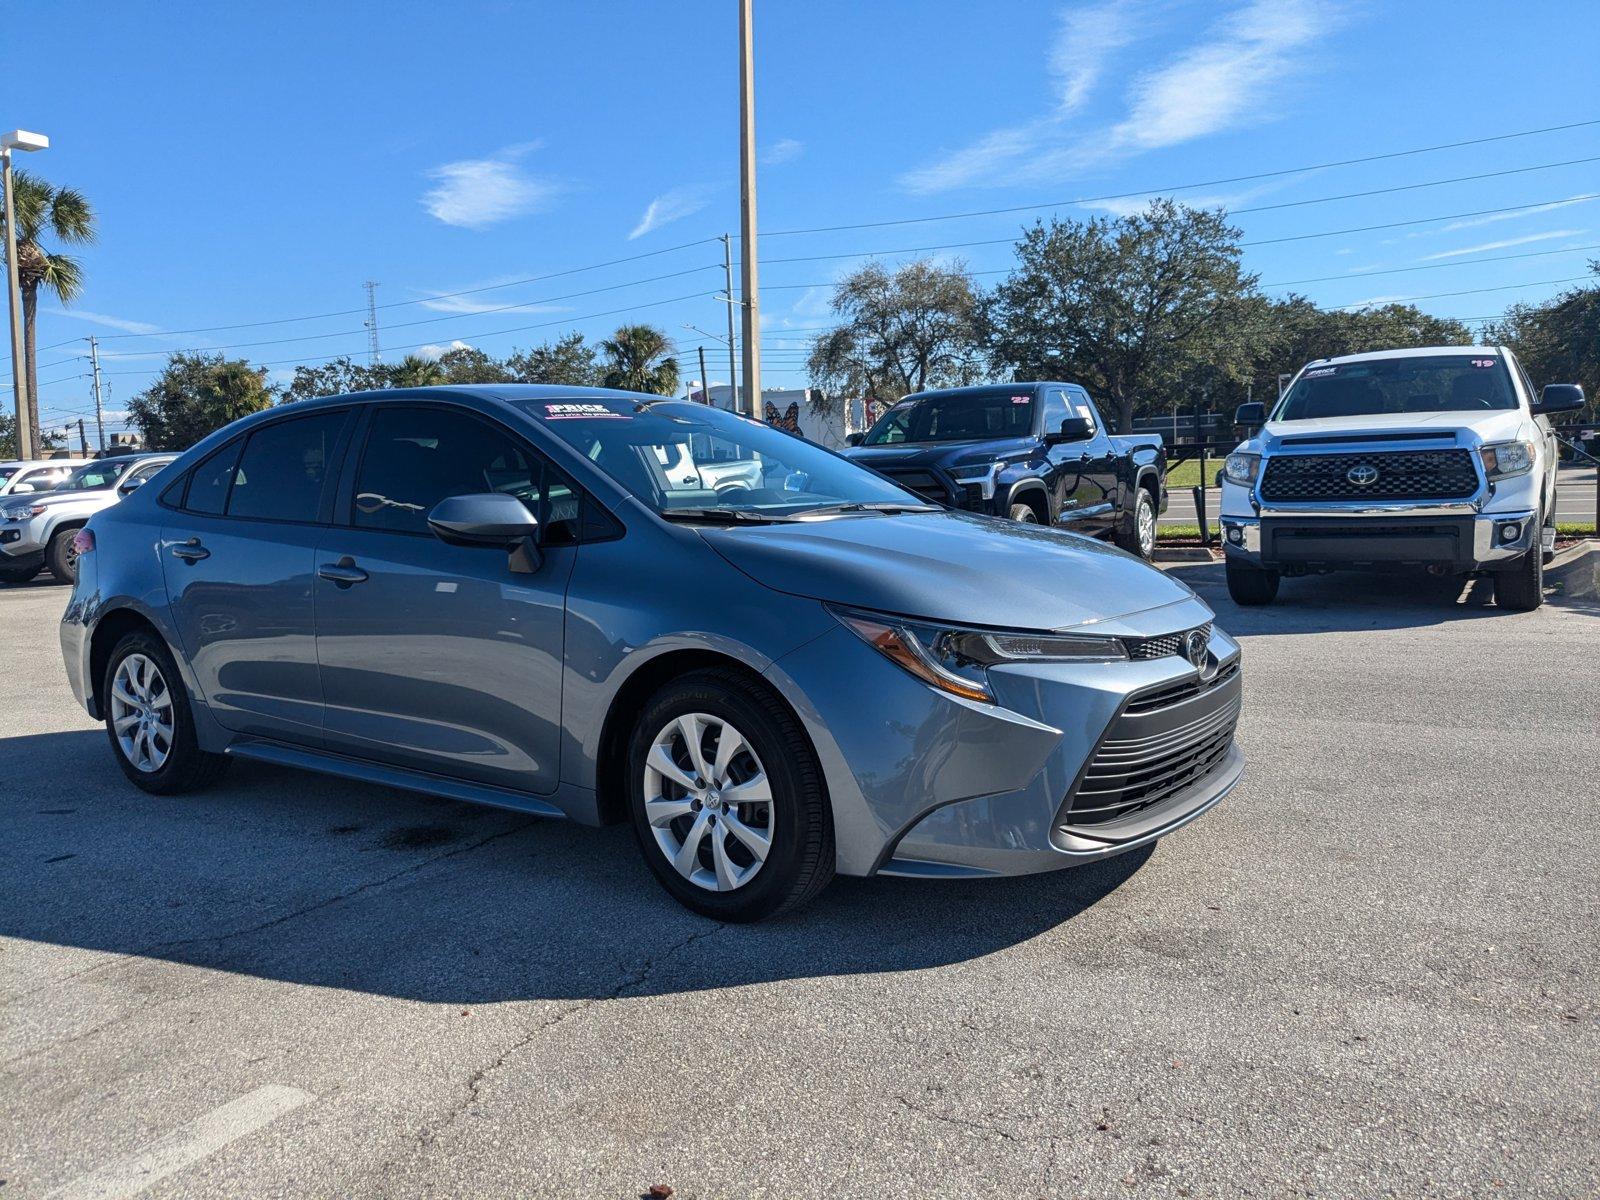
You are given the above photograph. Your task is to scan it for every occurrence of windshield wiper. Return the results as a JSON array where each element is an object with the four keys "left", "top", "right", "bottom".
[
  {"left": 658, "top": 507, "right": 795, "bottom": 524},
  {"left": 798, "top": 501, "right": 944, "bottom": 517}
]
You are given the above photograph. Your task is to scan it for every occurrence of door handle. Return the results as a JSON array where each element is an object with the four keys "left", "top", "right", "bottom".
[
  {"left": 170, "top": 538, "right": 209, "bottom": 563},
  {"left": 318, "top": 556, "right": 369, "bottom": 588}
]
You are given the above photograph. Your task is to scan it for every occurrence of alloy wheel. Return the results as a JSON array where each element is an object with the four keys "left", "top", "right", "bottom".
[
  {"left": 642, "top": 712, "right": 773, "bottom": 892},
  {"left": 1137, "top": 495, "right": 1156, "bottom": 556},
  {"left": 110, "top": 653, "right": 175, "bottom": 773}
]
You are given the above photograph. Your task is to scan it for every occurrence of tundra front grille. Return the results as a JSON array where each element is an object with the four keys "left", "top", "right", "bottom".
[
  {"left": 880, "top": 468, "right": 953, "bottom": 505},
  {"left": 1259, "top": 449, "right": 1478, "bottom": 502},
  {"left": 1062, "top": 667, "right": 1241, "bottom": 827}
]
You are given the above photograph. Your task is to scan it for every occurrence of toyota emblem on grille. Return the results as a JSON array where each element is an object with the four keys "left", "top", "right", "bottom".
[
  {"left": 1184, "top": 628, "right": 1209, "bottom": 671},
  {"left": 1346, "top": 463, "right": 1380, "bottom": 486}
]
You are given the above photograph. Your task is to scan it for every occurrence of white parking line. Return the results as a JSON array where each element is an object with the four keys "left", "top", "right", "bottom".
[{"left": 45, "top": 1085, "right": 313, "bottom": 1200}]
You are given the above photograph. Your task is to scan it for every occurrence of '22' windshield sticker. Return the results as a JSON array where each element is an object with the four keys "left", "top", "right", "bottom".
[{"left": 543, "top": 403, "right": 629, "bottom": 420}]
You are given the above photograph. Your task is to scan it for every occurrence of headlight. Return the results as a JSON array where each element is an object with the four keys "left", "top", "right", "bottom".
[
  {"left": 1478, "top": 440, "right": 1535, "bottom": 480},
  {"left": 2, "top": 504, "right": 45, "bottom": 521},
  {"left": 949, "top": 462, "right": 1002, "bottom": 499},
  {"left": 830, "top": 605, "right": 1127, "bottom": 703},
  {"left": 1221, "top": 452, "right": 1261, "bottom": 488}
]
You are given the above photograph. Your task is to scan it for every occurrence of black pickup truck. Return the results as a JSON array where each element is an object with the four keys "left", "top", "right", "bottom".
[{"left": 841, "top": 382, "right": 1168, "bottom": 558}]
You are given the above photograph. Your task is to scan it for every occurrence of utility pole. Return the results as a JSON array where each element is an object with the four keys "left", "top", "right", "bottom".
[
  {"left": 721, "top": 234, "right": 738, "bottom": 411},
  {"left": 88, "top": 335, "right": 106, "bottom": 452},
  {"left": 737, "top": 0, "right": 761, "bottom": 418},
  {"left": 363, "top": 281, "right": 381, "bottom": 364},
  {"left": 697, "top": 345, "right": 711, "bottom": 404},
  {"left": 77, "top": 417, "right": 87, "bottom": 456}
]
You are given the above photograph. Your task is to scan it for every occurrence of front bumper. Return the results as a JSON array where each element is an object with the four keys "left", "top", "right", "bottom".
[
  {"left": 1220, "top": 508, "right": 1535, "bottom": 569},
  {"left": 766, "top": 605, "right": 1242, "bottom": 879},
  {"left": 0, "top": 516, "right": 48, "bottom": 559}
]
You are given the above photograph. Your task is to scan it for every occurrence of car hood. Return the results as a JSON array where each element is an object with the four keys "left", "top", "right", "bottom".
[
  {"left": 1262, "top": 408, "right": 1533, "bottom": 448},
  {"left": 841, "top": 438, "right": 1035, "bottom": 472},
  {"left": 699, "top": 510, "right": 1200, "bottom": 632},
  {"left": 11, "top": 487, "right": 114, "bottom": 510}
]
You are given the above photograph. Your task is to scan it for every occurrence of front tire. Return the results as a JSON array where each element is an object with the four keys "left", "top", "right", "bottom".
[
  {"left": 1008, "top": 502, "right": 1040, "bottom": 523},
  {"left": 46, "top": 528, "right": 80, "bottom": 583},
  {"left": 1492, "top": 547, "right": 1544, "bottom": 611},
  {"left": 103, "top": 631, "right": 230, "bottom": 794},
  {"left": 1226, "top": 559, "right": 1280, "bottom": 606},
  {"left": 1114, "top": 488, "right": 1157, "bottom": 559},
  {"left": 627, "top": 668, "right": 834, "bottom": 921}
]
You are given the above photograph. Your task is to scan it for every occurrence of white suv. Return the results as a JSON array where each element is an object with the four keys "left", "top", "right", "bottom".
[
  {"left": 1218, "top": 346, "right": 1584, "bottom": 611},
  {"left": 0, "top": 454, "right": 176, "bottom": 584}
]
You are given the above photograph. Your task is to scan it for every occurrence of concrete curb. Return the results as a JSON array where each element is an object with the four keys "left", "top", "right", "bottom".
[
  {"left": 1153, "top": 547, "right": 1216, "bottom": 564},
  {"left": 1547, "top": 539, "right": 1598, "bottom": 602}
]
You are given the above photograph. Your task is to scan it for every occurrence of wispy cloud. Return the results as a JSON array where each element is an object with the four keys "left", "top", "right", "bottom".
[
  {"left": 421, "top": 142, "right": 559, "bottom": 229},
  {"left": 762, "top": 138, "right": 804, "bottom": 166},
  {"left": 628, "top": 185, "right": 714, "bottom": 240},
  {"left": 1440, "top": 194, "right": 1599, "bottom": 232},
  {"left": 1420, "top": 229, "right": 1585, "bottom": 260},
  {"left": 45, "top": 308, "right": 164, "bottom": 335},
  {"left": 901, "top": 0, "right": 1339, "bottom": 193},
  {"left": 1078, "top": 170, "right": 1320, "bottom": 218}
]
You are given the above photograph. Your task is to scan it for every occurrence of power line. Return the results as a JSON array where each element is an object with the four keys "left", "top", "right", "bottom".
[{"left": 761, "top": 118, "right": 1600, "bottom": 237}]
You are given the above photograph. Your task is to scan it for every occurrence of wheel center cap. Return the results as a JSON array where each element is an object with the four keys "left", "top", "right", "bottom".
[{"left": 705, "top": 789, "right": 723, "bottom": 811}]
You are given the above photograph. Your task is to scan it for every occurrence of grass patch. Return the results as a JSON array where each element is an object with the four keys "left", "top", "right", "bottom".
[
  {"left": 1166, "top": 458, "right": 1223, "bottom": 489},
  {"left": 1157, "top": 524, "right": 1203, "bottom": 540},
  {"left": 1556, "top": 522, "right": 1596, "bottom": 537}
]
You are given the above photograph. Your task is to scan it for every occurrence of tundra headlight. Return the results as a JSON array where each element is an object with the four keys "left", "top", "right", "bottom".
[
  {"left": 1478, "top": 440, "right": 1535, "bottom": 480},
  {"left": 1222, "top": 451, "right": 1262, "bottom": 487},
  {"left": 830, "top": 606, "right": 1127, "bottom": 703},
  {"left": 949, "top": 462, "right": 1002, "bottom": 499}
]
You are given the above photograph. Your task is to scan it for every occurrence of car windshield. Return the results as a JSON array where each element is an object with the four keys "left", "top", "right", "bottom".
[
  {"left": 1275, "top": 355, "right": 1518, "bottom": 421},
  {"left": 0, "top": 466, "right": 18, "bottom": 484},
  {"left": 58, "top": 459, "right": 135, "bottom": 491},
  {"left": 862, "top": 387, "right": 1036, "bottom": 445},
  {"left": 517, "top": 397, "right": 929, "bottom": 520}
]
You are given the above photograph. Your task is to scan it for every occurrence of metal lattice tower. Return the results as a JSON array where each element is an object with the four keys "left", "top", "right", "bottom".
[{"left": 363, "top": 281, "right": 381, "bottom": 364}]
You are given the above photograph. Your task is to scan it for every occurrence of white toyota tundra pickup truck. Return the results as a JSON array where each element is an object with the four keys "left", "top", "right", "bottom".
[{"left": 1218, "top": 346, "right": 1585, "bottom": 611}]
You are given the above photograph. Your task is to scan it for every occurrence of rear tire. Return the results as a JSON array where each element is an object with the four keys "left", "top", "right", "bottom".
[
  {"left": 1114, "top": 488, "right": 1157, "bottom": 560},
  {"left": 46, "top": 528, "right": 80, "bottom": 584},
  {"left": 1492, "top": 547, "right": 1544, "bottom": 612},
  {"left": 103, "top": 630, "right": 231, "bottom": 795},
  {"left": 627, "top": 667, "right": 834, "bottom": 921},
  {"left": 1226, "top": 559, "right": 1280, "bottom": 606}
]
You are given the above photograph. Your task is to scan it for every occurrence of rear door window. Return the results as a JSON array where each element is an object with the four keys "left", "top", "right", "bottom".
[{"left": 227, "top": 412, "right": 346, "bottom": 523}]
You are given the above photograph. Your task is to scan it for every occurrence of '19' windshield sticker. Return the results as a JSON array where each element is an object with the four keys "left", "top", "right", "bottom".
[
  {"left": 543, "top": 402, "right": 629, "bottom": 420},
  {"left": 1470, "top": 358, "right": 1497, "bottom": 368},
  {"left": 1302, "top": 366, "right": 1339, "bottom": 379}
]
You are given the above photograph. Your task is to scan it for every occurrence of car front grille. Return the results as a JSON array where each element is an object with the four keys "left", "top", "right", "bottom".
[
  {"left": 1062, "top": 665, "right": 1241, "bottom": 827},
  {"left": 880, "top": 468, "right": 959, "bottom": 507},
  {"left": 1259, "top": 449, "right": 1478, "bottom": 502},
  {"left": 1123, "top": 622, "right": 1212, "bottom": 661}
]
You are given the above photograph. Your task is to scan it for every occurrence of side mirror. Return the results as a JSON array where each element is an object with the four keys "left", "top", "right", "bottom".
[
  {"left": 427, "top": 493, "right": 542, "bottom": 572},
  {"left": 118, "top": 477, "right": 146, "bottom": 496},
  {"left": 1234, "top": 402, "right": 1267, "bottom": 428},
  {"left": 1533, "top": 383, "right": 1585, "bottom": 417},
  {"left": 1044, "top": 416, "right": 1093, "bottom": 445},
  {"left": 844, "top": 432, "right": 864, "bottom": 447},
  {"left": 10, "top": 482, "right": 34, "bottom": 494}
]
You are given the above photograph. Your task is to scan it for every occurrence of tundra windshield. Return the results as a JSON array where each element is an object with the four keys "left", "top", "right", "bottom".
[
  {"left": 1275, "top": 355, "right": 1518, "bottom": 421},
  {"left": 519, "top": 397, "right": 932, "bottom": 521},
  {"left": 862, "top": 388, "right": 1035, "bottom": 445}
]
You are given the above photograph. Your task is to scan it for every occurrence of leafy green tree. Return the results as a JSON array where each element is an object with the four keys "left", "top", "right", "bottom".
[
  {"left": 127, "top": 353, "right": 275, "bottom": 450},
  {"left": 434, "top": 346, "right": 514, "bottom": 384},
  {"left": 806, "top": 259, "right": 985, "bottom": 406},
  {"left": 1484, "top": 263, "right": 1599, "bottom": 422},
  {"left": 282, "top": 356, "right": 390, "bottom": 403},
  {"left": 385, "top": 354, "right": 447, "bottom": 388},
  {"left": 987, "top": 201, "right": 1259, "bottom": 432},
  {"left": 0, "top": 170, "right": 95, "bottom": 441},
  {"left": 600, "top": 325, "right": 679, "bottom": 394},
  {"left": 505, "top": 332, "right": 601, "bottom": 386}
]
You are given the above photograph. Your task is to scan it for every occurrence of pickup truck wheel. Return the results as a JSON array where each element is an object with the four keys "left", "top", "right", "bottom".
[
  {"left": 1114, "top": 489, "right": 1157, "bottom": 559},
  {"left": 1226, "top": 560, "right": 1280, "bottom": 606},
  {"left": 1492, "top": 547, "right": 1544, "bottom": 611},
  {"left": 46, "top": 528, "right": 81, "bottom": 584},
  {"left": 1008, "top": 503, "right": 1040, "bottom": 523}
]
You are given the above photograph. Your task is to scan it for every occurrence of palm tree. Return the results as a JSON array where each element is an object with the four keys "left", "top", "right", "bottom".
[
  {"left": 600, "top": 324, "right": 680, "bottom": 394},
  {"left": 1, "top": 170, "right": 95, "bottom": 441},
  {"left": 386, "top": 354, "right": 447, "bottom": 388}
]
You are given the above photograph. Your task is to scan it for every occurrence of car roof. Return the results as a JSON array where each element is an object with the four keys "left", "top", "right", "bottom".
[
  {"left": 900, "top": 382, "right": 1071, "bottom": 402},
  {"left": 1305, "top": 345, "right": 1504, "bottom": 368}
]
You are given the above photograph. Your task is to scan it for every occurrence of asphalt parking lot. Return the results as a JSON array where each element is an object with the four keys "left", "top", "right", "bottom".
[{"left": 4, "top": 562, "right": 1597, "bottom": 1198}]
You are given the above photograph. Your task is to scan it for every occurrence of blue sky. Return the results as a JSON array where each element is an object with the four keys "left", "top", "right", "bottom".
[{"left": 4, "top": 0, "right": 1597, "bottom": 438}]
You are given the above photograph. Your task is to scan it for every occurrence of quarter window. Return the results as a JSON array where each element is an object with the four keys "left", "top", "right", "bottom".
[
  {"left": 352, "top": 406, "right": 566, "bottom": 537},
  {"left": 227, "top": 412, "right": 345, "bottom": 523},
  {"left": 184, "top": 441, "right": 244, "bottom": 515}
]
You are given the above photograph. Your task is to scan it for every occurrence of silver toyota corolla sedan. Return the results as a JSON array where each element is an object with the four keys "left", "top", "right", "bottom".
[{"left": 60, "top": 385, "right": 1243, "bottom": 920}]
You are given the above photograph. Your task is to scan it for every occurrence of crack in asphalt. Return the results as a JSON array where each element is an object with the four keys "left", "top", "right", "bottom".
[{"left": 408, "top": 920, "right": 728, "bottom": 1155}]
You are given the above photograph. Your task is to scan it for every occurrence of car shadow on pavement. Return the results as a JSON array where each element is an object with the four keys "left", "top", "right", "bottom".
[{"left": 4, "top": 729, "right": 1154, "bottom": 1004}]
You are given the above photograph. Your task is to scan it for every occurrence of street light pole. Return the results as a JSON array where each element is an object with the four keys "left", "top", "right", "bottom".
[
  {"left": 2, "top": 130, "right": 48, "bottom": 460},
  {"left": 737, "top": 0, "right": 761, "bottom": 419}
]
